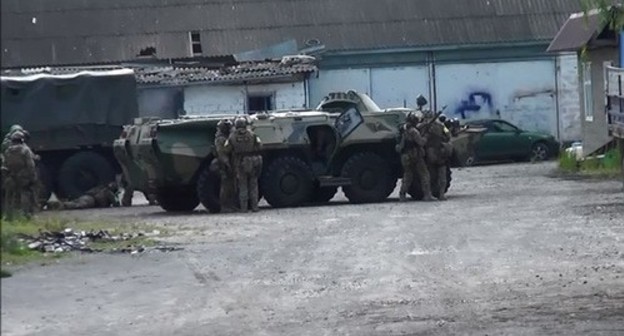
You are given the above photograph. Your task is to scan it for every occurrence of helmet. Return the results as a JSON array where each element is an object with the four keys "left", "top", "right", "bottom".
[
  {"left": 439, "top": 114, "right": 447, "bottom": 123},
  {"left": 107, "top": 182, "right": 119, "bottom": 193},
  {"left": 416, "top": 94, "right": 428, "bottom": 108},
  {"left": 420, "top": 109, "right": 432, "bottom": 119},
  {"left": 9, "top": 124, "right": 23, "bottom": 133},
  {"left": 217, "top": 118, "right": 232, "bottom": 132},
  {"left": 234, "top": 117, "right": 247, "bottom": 129},
  {"left": 405, "top": 112, "right": 420, "bottom": 125},
  {"left": 10, "top": 131, "right": 25, "bottom": 141}
]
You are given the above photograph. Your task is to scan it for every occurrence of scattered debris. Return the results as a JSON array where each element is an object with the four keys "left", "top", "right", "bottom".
[{"left": 16, "top": 229, "right": 181, "bottom": 255}]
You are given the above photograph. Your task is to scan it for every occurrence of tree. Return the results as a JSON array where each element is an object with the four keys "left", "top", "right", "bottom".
[
  {"left": 579, "top": 1, "right": 624, "bottom": 60},
  {"left": 581, "top": 0, "right": 624, "bottom": 31}
]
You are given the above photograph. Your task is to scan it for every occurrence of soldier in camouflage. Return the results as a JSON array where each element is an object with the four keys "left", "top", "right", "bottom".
[
  {"left": 2, "top": 124, "right": 46, "bottom": 210},
  {"left": 47, "top": 182, "right": 120, "bottom": 210},
  {"left": 423, "top": 112, "right": 453, "bottom": 201},
  {"left": 2, "top": 131, "right": 38, "bottom": 218},
  {"left": 224, "top": 117, "right": 263, "bottom": 212},
  {"left": 1, "top": 125, "right": 30, "bottom": 153},
  {"left": 214, "top": 118, "right": 237, "bottom": 213},
  {"left": 397, "top": 112, "right": 434, "bottom": 202}
]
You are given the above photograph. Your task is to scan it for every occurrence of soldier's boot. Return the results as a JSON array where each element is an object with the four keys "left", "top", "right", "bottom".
[
  {"left": 437, "top": 191, "right": 447, "bottom": 201},
  {"left": 146, "top": 193, "right": 158, "bottom": 206},
  {"left": 437, "top": 182, "right": 448, "bottom": 201},
  {"left": 239, "top": 196, "right": 249, "bottom": 212},
  {"left": 250, "top": 188, "right": 260, "bottom": 212},
  {"left": 121, "top": 191, "right": 133, "bottom": 207},
  {"left": 421, "top": 181, "right": 435, "bottom": 202}
]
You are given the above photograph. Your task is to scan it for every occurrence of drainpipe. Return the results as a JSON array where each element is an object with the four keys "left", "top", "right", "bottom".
[
  {"left": 304, "top": 73, "right": 310, "bottom": 108},
  {"left": 427, "top": 51, "right": 437, "bottom": 112},
  {"left": 620, "top": 30, "right": 624, "bottom": 67},
  {"left": 554, "top": 56, "right": 562, "bottom": 142},
  {"left": 243, "top": 81, "right": 248, "bottom": 115}
]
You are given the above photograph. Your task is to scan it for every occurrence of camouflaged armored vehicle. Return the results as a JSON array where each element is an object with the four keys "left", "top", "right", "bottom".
[{"left": 116, "top": 91, "right": 486, "bottom": 212}]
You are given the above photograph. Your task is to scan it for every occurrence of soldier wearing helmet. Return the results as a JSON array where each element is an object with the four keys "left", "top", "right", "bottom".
[
  {"left": 2, "top": 124, "right": 30, "bottom": 153},
  {"left": 224, "top": 116, "right": 263, "bottom": 212},
  {"left": 2, "top": 130, "right": 38, "bottom": 218},
  {"left": 396, "top": 112, "right": 434, "bottom": 202},
  {"left": 213, "top": 118, "right": 237, "bottom": 213},
  {"left": 424, "top": 111, "right": 453, "bottom": 201}
]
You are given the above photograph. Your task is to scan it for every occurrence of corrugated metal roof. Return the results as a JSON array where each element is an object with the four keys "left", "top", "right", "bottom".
[
  {"left": 7, "top": 56, "right": 318, "bottom": 86},
  {"left": 546, "top": 10, "right": 604, "bottom": 52},
  {"left": 1, "top": 0, "right": 583, "bottom": 68}
]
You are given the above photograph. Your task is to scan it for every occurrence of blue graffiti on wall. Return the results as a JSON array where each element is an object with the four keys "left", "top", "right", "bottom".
[{"left": 454, "top": 91, "right": 496, "bottom": 119}]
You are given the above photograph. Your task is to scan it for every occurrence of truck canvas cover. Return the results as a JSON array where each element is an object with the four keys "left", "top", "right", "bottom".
[{"left": 1, "top": 69, "right": 139, "bottom": 150}]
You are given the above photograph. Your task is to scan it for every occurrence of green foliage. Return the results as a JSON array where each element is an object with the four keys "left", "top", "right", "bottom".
[
  {"left": 579, "top": 0, "right": 624, "bottom": 61},
  {"left": 558, "top": 147, "right": 622, "bottom": 177},
  {"left": 581, "top": 0, "right": 624, "bottom": 31},
  {"left": 558, "top": 151, "right": 580, "bottom": 172}
]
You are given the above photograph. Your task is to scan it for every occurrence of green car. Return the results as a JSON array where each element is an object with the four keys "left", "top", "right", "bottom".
[{"left": 463, "top": 119, "right": 560, "bottom": 165}]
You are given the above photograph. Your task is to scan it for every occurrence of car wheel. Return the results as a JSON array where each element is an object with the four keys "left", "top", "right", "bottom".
[
  {"left": 530, "top": 142, "right": 550, "bottom": 162},
  {"left": 464, "top": 155, "right": 475, "bottom": 167}
]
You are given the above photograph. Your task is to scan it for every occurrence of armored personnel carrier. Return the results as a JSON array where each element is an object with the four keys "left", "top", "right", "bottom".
[{"left": 115, "top": 91, "right": 486, "bottom": 212}]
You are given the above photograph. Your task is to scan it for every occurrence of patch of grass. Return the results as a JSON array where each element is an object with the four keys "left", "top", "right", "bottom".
[
  {"left": 1, "top": 215, "right": 168, "bottom": 270},
  {"left": 558, "top": 151, "right": 580, "bottom": 173},
  {"left": 558, "top": 148, "right": 622, "bottom": 179}
]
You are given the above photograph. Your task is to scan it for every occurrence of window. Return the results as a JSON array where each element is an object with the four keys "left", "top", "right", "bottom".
[
  {"left": 189, "top": 31, "right": 202, "bottom": 56},
  {"left": 491, "top": 121, "right": 518, "bottom": 133},
  {"left": 583, "top": 62, "right": 594, "bottom": 121},
  {"left": 247, "top": 93, "right": 274, "bottom": 114}
]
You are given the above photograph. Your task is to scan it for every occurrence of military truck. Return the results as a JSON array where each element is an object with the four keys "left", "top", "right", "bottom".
[
  {"left": 117, "top": 90, "right": 486, "bottom": 213},
  {"left": 1, "top": 69, "right": 139, "bottom": 201}
]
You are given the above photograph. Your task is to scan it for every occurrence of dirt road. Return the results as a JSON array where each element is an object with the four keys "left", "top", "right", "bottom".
[{"left": 2, "top": 162, "right": 623, "bottom": 335}]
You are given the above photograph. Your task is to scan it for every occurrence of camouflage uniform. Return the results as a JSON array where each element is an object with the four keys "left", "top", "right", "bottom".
[
  {"left": 224, "top": 117, "right": 263, "bottom": 212},
  {"left": 214, "top": 118, "right": 237, "bottom": 212},
  {"left": 424, "top": 115, "right": 452, "bottom": 201},
  {"left": 49, "top": 183, "right": 120, "bottom": 210},
  {"left": 2, "top": 131, "right": 38, "bottom": 218},
  {"left": 397, "top": 113, "right": 434, "bottom": 202},
  {"left": 2, "top": 125, "right": 45, "bottom": 209}
]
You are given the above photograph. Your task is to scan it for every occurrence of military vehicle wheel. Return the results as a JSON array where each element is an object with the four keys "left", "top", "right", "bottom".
[
  {"left": 196, "top": 165, "right": 222, "bottom": 213},
  {"left": 261, "top": 156, "right": 314, "bottom": 208},
  {"left": 311, "top": 186, "right": 338, "bottom": 204},
  {"left": 156, "top": 186, "right": 199, "bottom": 212},
  {"left": 409, "top": 166, "right": 452, "bottom": 200},
  {"left": 341, "top": 152, "right": 396, "bottom": 203},
  {"left": 57, "top": 151, "right": 116, "bottom": 200}
]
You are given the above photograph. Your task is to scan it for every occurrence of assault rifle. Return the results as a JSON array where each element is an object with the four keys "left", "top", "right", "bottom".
[
  {"left": 395, "top": 105, "right": 447, "bottom": 153},
  {"left": 416, "top": 105, "right": 447, "bottom": 133}
]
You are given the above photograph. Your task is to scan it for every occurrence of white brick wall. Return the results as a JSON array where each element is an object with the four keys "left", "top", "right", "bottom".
[
  {"left": 556, "top": 53, "right": 582, "bottom": 142},
  {"left": 183, "top": 81, "right": 306, "bottom": 115}
]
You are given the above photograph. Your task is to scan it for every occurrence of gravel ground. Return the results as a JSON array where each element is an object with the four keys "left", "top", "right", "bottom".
[{"left": 2, "top": 162, "right": 623, "bottom": 336}]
